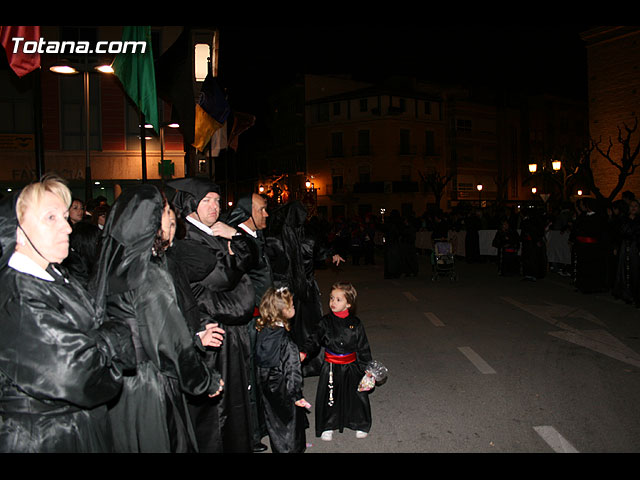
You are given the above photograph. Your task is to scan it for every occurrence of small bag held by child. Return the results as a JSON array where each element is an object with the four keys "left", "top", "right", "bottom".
[{"left": 358, "top": 360, "right": 388, "bottom": 392}]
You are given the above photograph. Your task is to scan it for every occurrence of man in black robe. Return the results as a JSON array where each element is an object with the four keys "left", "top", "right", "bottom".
[
  {"left": 571, "top": 198, "right": 607, "bottom": 293},
  {"left": 520, "top": 209, "right": 547, "bottom": 281},
  {"left": 167, "top": 177, "right": 257, "bottom": 453},
  {"left": 224, "top": 193, "right": 272, "bottom": 452}
]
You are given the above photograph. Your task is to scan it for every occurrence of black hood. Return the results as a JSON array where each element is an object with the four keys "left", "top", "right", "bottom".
[
  {"left": 0, "top": 191, "right": 19, "bottom": 270},
  {"left": 90, "top": 184, "right": 163, "bottom": 317},
  {"left": 166, "top": 177, "right": 220, "bottom": 217},
  {"left": 224, "top": 195, "right": 252, "bottom": 228}
]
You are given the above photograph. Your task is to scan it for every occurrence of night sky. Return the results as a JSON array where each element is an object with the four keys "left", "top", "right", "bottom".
[
  {"left": 207, "top": 24, "right": 593, "bottom": 157},
  {"left": 216, "top": 24, "right": 593, "bottom": 112}
]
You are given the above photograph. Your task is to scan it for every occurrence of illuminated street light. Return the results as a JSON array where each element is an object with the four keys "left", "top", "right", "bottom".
[
  {"left": 50, "top": 59, "right": 113, "bottom": 201},
  {"left": 531, "top": 187, "right": 537, "bottom": 194},
  {"left": 528, "top": 163, "right": 537, "bottom": 173}
]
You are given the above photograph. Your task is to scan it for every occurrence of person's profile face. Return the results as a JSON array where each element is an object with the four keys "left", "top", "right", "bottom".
[
  {"left": 161, "top": 205, "right": 177, "bottom": 244},
  {"left": 18, "top": 191, "right": 72, "bottom": 266},
  {"left": 251, "top": 195, "right": 269, "bottom": 230}
]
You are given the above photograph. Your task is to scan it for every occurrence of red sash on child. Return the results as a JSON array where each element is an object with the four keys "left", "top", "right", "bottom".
[
  {"left": 576, "top": 236, "right": 598, "bottom": 244},
  {"left": 325, "top": 350, "right": 356, "bottom": 364}
]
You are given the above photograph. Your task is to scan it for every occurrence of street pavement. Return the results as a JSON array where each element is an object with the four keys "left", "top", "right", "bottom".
[{"left": 261, "top": 251, "right": 640, "bottom": 454}]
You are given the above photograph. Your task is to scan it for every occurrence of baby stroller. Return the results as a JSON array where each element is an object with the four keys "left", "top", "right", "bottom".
[{"left": 431, "top": 239, "right": 457, "bottom": 282}]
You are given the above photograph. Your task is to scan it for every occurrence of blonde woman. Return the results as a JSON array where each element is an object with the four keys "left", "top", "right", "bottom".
[{"left": 0, "top": 174, "right": 135, "bottom": 453}]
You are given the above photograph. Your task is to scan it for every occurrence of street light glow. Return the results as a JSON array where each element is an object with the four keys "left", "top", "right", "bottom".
[
  {"left": 50, "top": 65, "right": 78, "bottom": 74},
  {"left": 94, "top": 64, "right": 114, "bottom": 74}
]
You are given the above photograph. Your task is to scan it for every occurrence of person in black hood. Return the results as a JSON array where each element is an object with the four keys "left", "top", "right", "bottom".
[
  {"left": 166, "top": 177, "right": 258, "bottom": 453},
  {"left": 224, "top": 192, "right": 272, "bottom": 451},
  {"left": 89, "top": 184, "right": 223, "bottom": 453},
  {"left": 0, "top": 175, "right": 135, "bottom": 453},
  {"left": 265, "top": 201, "right": 344, "bottom": 377}
]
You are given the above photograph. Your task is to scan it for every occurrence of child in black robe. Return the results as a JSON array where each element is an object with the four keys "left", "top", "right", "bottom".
[
  {"left": 256, "top": 287, "right": 310, "bottom": 453},
  {"left": 301, "top": 282, "right": 373, "bottom": 441}
]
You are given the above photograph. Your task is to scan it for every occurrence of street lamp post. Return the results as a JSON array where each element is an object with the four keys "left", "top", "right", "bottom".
[
  {"left": 528, "top": 158, "right": 562, "bottom": 210},
  {"left": 50, "top": 59, "right": 113, "bottom": 201},
  {"left": 477, "top": 184, "right": 483, "bottom": 208}
]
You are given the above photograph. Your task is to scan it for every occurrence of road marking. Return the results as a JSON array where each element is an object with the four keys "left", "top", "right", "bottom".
[
  {"left": 547, "top": 329, "right": 640, "bottom": 368},
  {"left": 501, "top": 296, "right": 640, "bottom": 368},
  {"left": 533, "top": 426, "right": 579, "bottom": 453},
  {"left": 424, "top": 312, "right": 445, "bottom": 327},
  {"left": 403, "top": 291, "right": 418, "bottom": 302},
  {"left": 458, "top": 346, "right": 496, "bottom": 374}
]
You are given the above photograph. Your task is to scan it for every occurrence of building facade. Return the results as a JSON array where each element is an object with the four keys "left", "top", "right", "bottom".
[
  {"left": 581, "top": 26, "right": 640, "bottom": 199},
  {"left": 0, "top": 26, "right": 215, "bottom": 202}
]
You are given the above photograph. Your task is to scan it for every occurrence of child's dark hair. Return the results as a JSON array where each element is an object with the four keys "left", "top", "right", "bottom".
[
  {"left": 256, "top": 286, "right": 294, "bottom": 332},
  {"left": 331, "top": 281, "right": 357, "bottom": 313}
]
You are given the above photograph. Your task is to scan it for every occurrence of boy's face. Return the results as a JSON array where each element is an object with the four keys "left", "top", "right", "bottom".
[{"left": 329, "top": 289, "right": 351, "bottom": 313}]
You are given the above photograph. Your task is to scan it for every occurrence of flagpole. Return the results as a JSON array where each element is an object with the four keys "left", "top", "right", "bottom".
[
  {"left": 32, "top": 68, "right": 44, "bottom": 179},
  {"left": 140, "top": 112, "right": 147, "bottom": 183},
  {"left": 84, "top": 70, "right": 92, "bottom": 201}
]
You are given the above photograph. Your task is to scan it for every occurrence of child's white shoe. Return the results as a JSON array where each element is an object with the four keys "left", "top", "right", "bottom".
[
  {"left": 356, "top": 430, "right": 368, "bottom": 439},
  {"left": 321, "top": 430, "right": 333, "bottom": 441}
]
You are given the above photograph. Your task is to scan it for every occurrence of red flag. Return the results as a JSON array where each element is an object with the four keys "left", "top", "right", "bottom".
[
  {"left": 228, "top": 112, "right": 256, "bottom": 152},
  {"left": 0, "top": 26, "right": 41, "bottom": 77}
]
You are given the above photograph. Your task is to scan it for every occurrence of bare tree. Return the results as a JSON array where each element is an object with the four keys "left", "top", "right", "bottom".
[
  {"left": 492, "top": 169, "right": 510, "bottom": 207},
  {"left": 577, "top": 116, "right": 640, "bottom": 205},
  {"left": 419, "top": 169, "right": 453, "bottom": 210}
]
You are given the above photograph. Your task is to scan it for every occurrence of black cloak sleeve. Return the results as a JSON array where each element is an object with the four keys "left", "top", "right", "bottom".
[{"left": 0, "top": 269, "right": 133, "bottom": 409}]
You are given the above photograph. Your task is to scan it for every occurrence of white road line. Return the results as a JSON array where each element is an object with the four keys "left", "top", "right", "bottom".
[
  {"left": 533, "top": 426, "right": 579, "bottom": 453},
  {"left": 458, "top": 346, "right": 496, "bottom": 374},
  {"left": 403, "top": 291, "right": 418, "bottom": 302},
  {"left": 424, "top": 312, "right": 445, "bottom": 327}
]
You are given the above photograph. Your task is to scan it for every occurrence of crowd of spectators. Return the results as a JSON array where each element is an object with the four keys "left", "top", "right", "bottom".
[{"left": 309, "top": 192, "right": 640, "bottom": 308}]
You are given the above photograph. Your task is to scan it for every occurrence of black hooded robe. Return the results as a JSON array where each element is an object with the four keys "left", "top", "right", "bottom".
[
  {"left": 225, "top": 196, "right": 273, "bottom": 447},
  {"left": 520, "top": 214, "right": 547, "bottom": 279},
  {"left": 266, "top": 202, "right": 333, "bottom": 377},
  {"left": 168, "top": 177, "right": 257, "bottom": 453},
  {"left": 0, "top": 193, "right": 135, "bottom": 453},
  {"left": 492, "top": 227, "right": 521, "bottom": 276},
  {"left": 612, "top": 215, "right": 640, "bottom": 305},
  {"left": 91, "top": 185, "right": 221, "bottom": 453},
  {"left": 571, "top": 211, "right": 607, "bottom": 293},
  {"left": 255, "top": 325, "right": 308, "bottom": 453}
]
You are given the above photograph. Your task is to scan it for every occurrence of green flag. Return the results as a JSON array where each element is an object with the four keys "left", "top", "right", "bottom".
[{"left": 112, "top": 26, "right": 159, "bottom": 133}]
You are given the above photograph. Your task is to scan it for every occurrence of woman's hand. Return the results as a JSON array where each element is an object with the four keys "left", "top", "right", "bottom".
[{"left": 198, "top": 323, "right": 225, "bottom": 348}]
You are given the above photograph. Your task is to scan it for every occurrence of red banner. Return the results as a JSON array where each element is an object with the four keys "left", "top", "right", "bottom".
[{"left": 0, "top": 26, "right": 41, "bottom": 77}]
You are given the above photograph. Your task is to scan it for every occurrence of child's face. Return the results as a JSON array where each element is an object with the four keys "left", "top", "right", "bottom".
[
  {"left": 329, "top": 289, "right": 351, "bottom": 313},
  {"left": 282, "top": 301, "right": 295, "bottom": 320}
]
